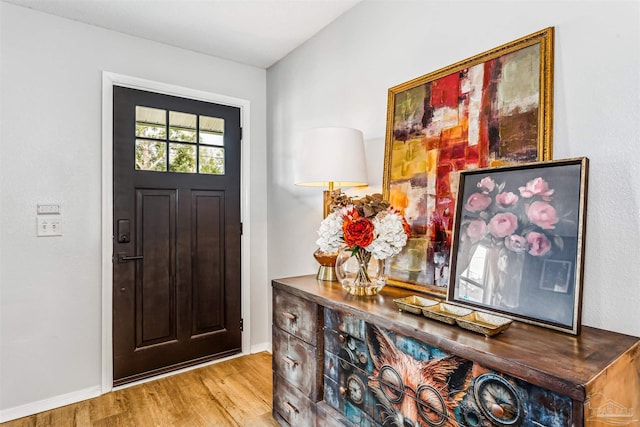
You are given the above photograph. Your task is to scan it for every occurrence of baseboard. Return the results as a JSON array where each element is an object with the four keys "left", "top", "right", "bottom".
[
  {"left": 0, "top": 386, "right": 102, "bottom": 423},
  {"left": 251, "top": 341, "right": 272, "bottom": 354}
]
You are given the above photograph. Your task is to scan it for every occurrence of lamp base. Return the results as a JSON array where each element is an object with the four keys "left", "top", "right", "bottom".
[
  {"left": 316, "top": 265, "right": 337, "bottom": 281},
  {"left": 313, "top": 248, "right": 338, "bottom": 282}
]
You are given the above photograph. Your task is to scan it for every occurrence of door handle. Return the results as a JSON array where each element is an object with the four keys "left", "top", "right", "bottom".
[{"left": 117, "top": 252, "right": 144, "bottom": 263}]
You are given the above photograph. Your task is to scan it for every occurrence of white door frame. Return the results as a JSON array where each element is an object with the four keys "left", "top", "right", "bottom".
[{"left": 101, "top": 72, "right": 251, "bottom": 393}]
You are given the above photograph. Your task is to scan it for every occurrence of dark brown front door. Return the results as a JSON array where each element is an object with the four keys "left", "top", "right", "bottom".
[{"left": 112, "top": 86, "right": 242, "bottom": 385}]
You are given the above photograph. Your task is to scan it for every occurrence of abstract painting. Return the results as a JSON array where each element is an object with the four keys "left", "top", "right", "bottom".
[{"left": 383, "top": 28, "right": 554, "bottom": 296}]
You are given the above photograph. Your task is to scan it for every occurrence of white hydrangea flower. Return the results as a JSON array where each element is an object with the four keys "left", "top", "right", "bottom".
[
  {"left": 367, "top": 210, "right": 409, "bottom": 260},
  {"left": 315, "top": 210, "right": 344, "bottom": 253}
]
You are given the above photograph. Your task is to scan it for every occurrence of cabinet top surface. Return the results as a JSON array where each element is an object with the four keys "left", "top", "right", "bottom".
[{"left": 273, "top": 275, "right": 640, "bottom": 400}]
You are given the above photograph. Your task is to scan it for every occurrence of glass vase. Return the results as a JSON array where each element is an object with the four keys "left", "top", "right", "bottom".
[{"left": 335, "top": 247, "right": 387, "bottom": 296}]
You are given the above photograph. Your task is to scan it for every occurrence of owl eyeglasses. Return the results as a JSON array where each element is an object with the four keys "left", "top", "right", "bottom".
[{"left": 377, "top": 365, "right": 448, "bottom": 427}]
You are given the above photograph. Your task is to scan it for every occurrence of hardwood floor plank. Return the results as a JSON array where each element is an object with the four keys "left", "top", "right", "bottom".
[
  {"left": 243, "top": 411, "right": 280, "bottom": 427},
  {"left": 88, "top": 391, "right": 126, "bottom": 422},
  {"left": 199, "top": 373, "right": 269, "bottom": 425},
  {"left": 1, "top": 352, "right": 277, "bottom": 427},
  {"left": 164, "top": 370, "right": 238, "bottom": 426}
]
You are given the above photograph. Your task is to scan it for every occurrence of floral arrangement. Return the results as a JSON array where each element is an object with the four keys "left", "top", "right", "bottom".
[
  {"left": 461, "top": 175, "right": 563, "bottom": 257},
  {"left": 316, "top": 193, "right": 410, "bottom": 260},
  {"left": 316, "top": 193, "right": 410, "bottom": 292}
]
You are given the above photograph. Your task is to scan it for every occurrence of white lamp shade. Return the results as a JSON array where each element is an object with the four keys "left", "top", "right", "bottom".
[{"left": 294, "top": 127, "right": 368, "bottom": 187}]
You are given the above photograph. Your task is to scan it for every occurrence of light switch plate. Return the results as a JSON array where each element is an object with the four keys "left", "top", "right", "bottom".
[
  {"left": 37, "top": 204, "right": 61, "bottom": 214},
  {"left": 37, "top": 216, "right": 62, "bottom": 236}
]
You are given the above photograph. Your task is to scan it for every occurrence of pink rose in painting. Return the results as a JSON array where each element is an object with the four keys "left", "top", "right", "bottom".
[
  {"left": 527, "top": 201, "right": 559, "bottom": 230},
  {"left": 477, "top": 177, "right": 495, "bottom": 192},
  {"left": 465, "top": 193, "right": 492, "bottom": 212},
  {"left": 466, "top": 220, "right": 488, "bottom": 243},
  {"left": 519, "top": 177, "right": 555, "bottom": 200},
  {"left": 488, "top": 213, "right": 518, "bottom": 238},
  {"left": 527, "top": 232, "right": 551, "bottom": 256},
  {"left": 505, "top": 234, "right": 528, "bottom": 254},
  {"left": 495, "top": 192, "right": 519, "bottom": 207}
]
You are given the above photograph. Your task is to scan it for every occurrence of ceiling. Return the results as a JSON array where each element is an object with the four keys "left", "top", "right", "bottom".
[{"left": 3, "top": 0, "right": 361, "bottom": 68}]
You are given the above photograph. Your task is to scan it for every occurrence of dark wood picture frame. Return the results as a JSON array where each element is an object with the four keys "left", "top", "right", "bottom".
[{"left": 447, "top": 157, "right": 589, "bottom": 335}]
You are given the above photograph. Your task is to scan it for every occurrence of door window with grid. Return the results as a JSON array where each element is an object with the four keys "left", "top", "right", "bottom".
[{"left": 135, "top": 106, "right": 225, "bottom": 175}]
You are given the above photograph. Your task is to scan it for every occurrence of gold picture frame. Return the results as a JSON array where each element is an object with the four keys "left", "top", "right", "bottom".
[{"left": 382, "top": 28, "right": 554, "bottom": 296}]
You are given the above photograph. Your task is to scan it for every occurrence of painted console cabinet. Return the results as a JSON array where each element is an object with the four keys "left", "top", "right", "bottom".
[{"left": 272, "top": 275, "right": 640, "bottom": 426}]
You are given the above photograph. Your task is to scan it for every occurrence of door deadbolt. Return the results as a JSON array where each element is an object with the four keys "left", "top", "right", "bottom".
[{"left": 117, "top": 219, "right": 130, "bottom": 243}]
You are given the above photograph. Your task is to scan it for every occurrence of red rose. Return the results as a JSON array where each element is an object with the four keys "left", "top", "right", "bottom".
[
  {"left": 402, "top": 217, "right": 411, "bottom": 238},
  {"left": 343, "top": 217, "right": 375, "bottom": 248}
]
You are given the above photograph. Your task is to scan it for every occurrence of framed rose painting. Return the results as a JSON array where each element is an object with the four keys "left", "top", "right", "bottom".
[
  {"left": 447, "top": 158, "right": 589, "bottom": 335},
  {"left": 382, "top": 28, "right": 554, "bottom": 296}
]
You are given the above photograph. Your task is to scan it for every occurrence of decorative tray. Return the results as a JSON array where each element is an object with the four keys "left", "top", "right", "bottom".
[
  {"left": 421, "top": 303, "right": 473, "bottom": 325},
  {"left": 456, "top": 311, "right": 513, "bottom": 337},
  {"left": 393, "top": 296, "right": 439, "bottom": 314}
]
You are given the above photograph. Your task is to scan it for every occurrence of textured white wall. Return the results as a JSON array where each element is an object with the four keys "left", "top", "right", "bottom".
[
  {"left": 0, "top": 2, "right": 268, "bottom": 415},
  {"left": 267, "top": 1, "right": 640, "bottom": 337}
]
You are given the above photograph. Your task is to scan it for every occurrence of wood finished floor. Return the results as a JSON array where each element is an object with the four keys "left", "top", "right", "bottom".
[{"left": 2, "top": 352, "right": 278, "bottom": 427}]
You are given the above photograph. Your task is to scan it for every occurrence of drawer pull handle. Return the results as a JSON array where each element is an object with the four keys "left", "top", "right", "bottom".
[
  {"left": 339, "top": 386, "right": 347, "bottom": 398},
  {"left": 282, "top": 311, "right": 297, "bottom": 321},
  {"left": 283, "top": 356, "right": 299, "bottom": 367},
  {"left": 358, "top": 352, "right": 368, "bottom": 365},
  {"left": 285, "top": 401, "right": 299, "bottom": 414}
]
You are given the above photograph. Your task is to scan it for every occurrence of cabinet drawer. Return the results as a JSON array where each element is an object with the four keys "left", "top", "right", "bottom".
[
  {"left": 324, "top": 352, "right": 380, "bottom": 426},
  {"left": 274, "top": 289, "right": 319, "bottom": 345},
  {"left": 325, "top": 307, "right": 365, "bottom": 340},
  {"left": 324, "top": 328, "right": 370, "bottom": 372},
  {"left": 273, "top": 326, "right": 320, "bottom": 400},
  {"left": 273, "top": 374, "right": 316, "bottom": 427},
  {"left": 317, "top": 402, "right": 357, "bottom": 427}
]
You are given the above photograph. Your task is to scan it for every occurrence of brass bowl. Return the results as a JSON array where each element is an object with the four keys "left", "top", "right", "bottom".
[
  {"left": 422, "top": 303, "right": 473, "bottom": 325},
  {"left": 456, "top": 311, "right": 513, "bottom": 337},
  {"left": 393, "top": 296, "right": 439, "bottom": 314}
]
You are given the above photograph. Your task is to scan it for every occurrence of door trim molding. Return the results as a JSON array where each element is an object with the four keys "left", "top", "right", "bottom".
[{"left": 101, "top": 72, "right": 251, "bottom": 393}]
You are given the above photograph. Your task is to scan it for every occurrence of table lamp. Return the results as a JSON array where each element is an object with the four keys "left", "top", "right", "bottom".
[{"left": 295, "top": 127, "right": 368, "bottom": 281}]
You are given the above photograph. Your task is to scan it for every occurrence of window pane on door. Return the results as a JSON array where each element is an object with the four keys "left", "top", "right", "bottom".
[
  {"left": 169, "top": 111, "right": 197, "bottom": 142},
  {"left": 200, "top": 116, "right": 225, "bottom": 146},
  {"left": 169, "top": 143, "right": 196, "bottom": 173},
  {"left": 136, "top": 106, "right": 167, "bottom": 140},
  {"left": 136, "top": 139, "right": 167, "bottom": 171},
  {"left": 199, "top": 146, "right": 225, "bottom": 175}
]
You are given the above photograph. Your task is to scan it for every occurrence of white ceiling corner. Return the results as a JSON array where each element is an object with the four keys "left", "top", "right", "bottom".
[{"left": 2, "top": 0, "right": 362, "bottom": 68}]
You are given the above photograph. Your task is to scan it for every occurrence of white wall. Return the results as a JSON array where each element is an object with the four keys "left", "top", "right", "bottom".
[
  {"left": 267, "top": 1, "right": 640, "bottom": 337},
  {"left": 0, "top": 2, "right": 268, "bottom": 417}
]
